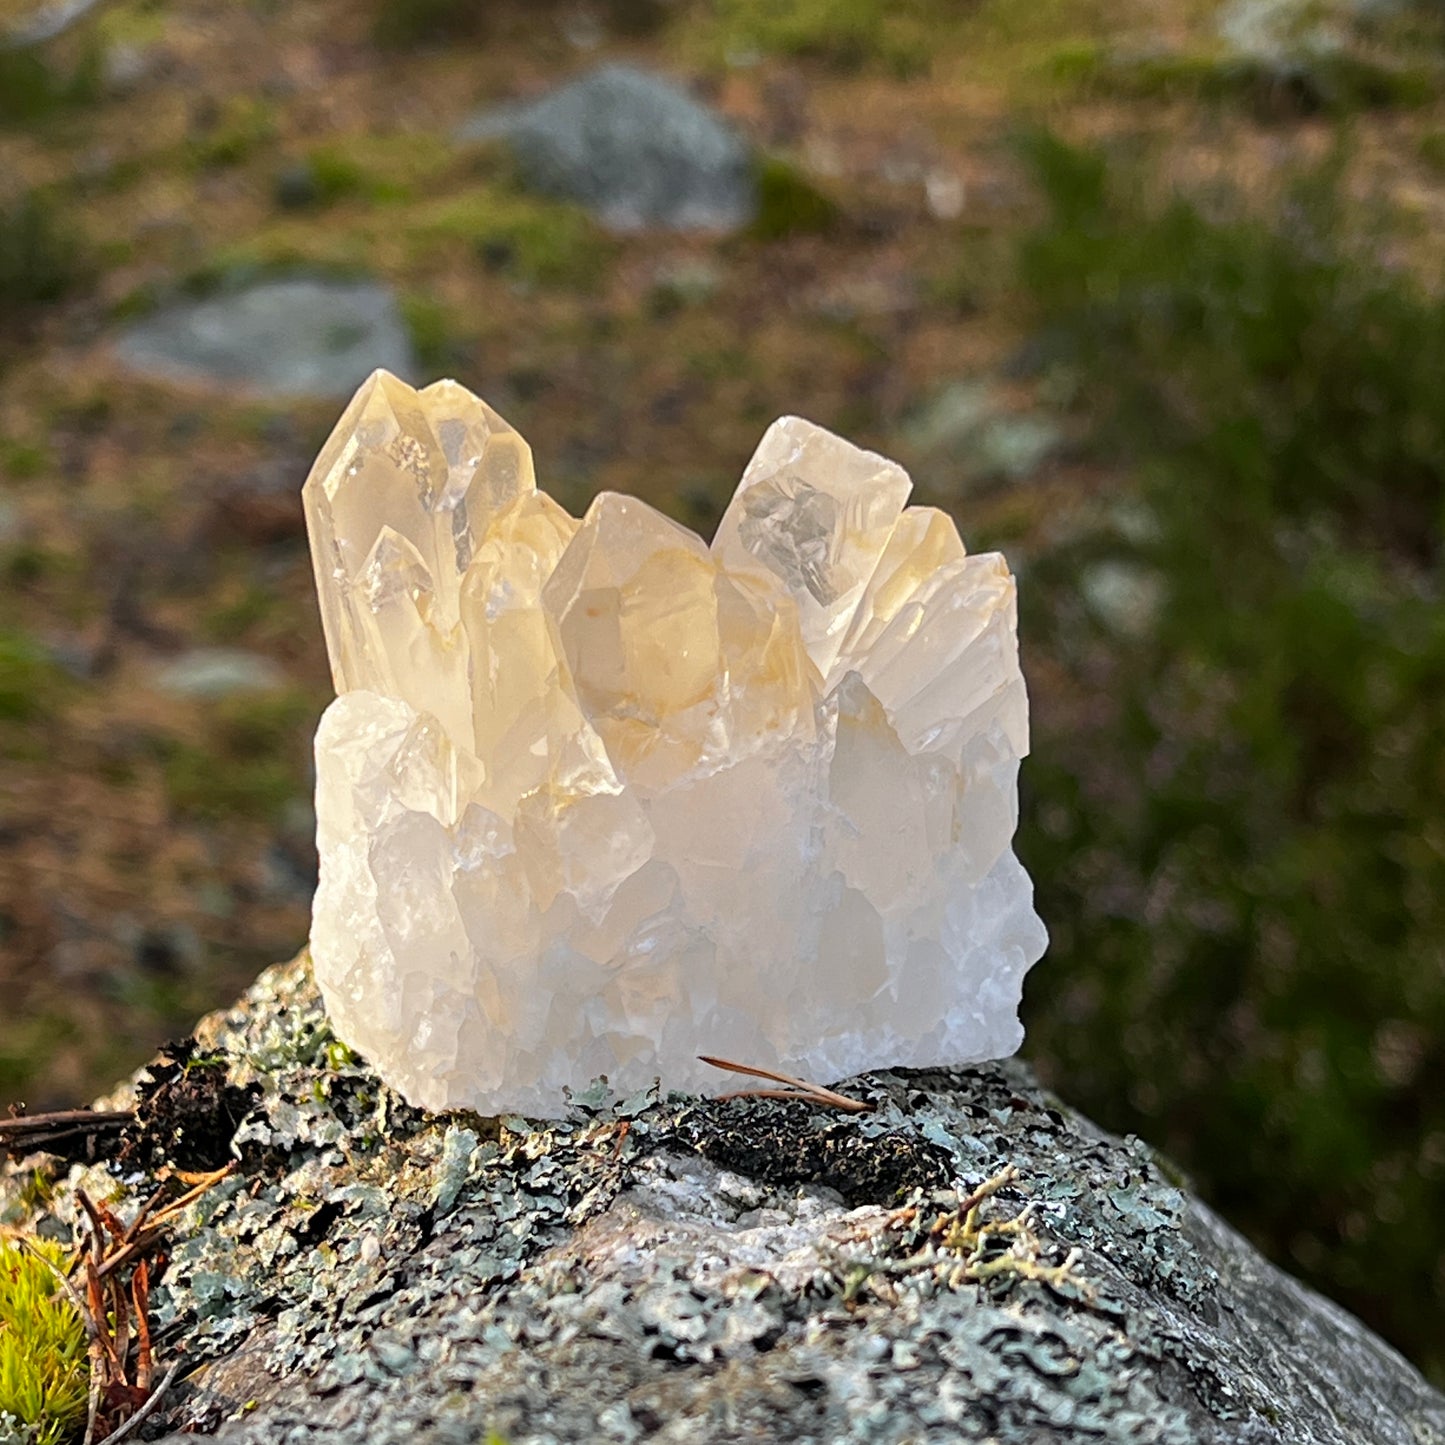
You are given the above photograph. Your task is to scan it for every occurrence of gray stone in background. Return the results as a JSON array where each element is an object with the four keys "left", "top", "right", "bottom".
[
  {"left": 6, "top": 956, "right": 1441, "bottom": 1445},
  {"left": 113, "top": 278, "right": 416, "bottom": 400},
  {"left": 1, "top": 0, "right": 107, "bottom": 49},
  {"left": 459, "top": 63, "right": 757, "bottom": 233},
  {"left": 148, "top": 648, "right": 285, "bottom": 700}
]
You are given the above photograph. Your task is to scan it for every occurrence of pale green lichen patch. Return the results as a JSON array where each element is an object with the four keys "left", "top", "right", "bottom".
[{"left": 0, "top": 954, "right": 1440, "bottom": 1445}]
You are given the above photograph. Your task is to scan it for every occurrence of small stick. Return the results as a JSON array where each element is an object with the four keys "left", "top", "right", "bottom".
[
  {"left": 123, "top": 1184, "right": 171, "bottom": 1245},
  {"left": 132, "top": 1260, "right": 153, "bottom": 1394},
  {"left": 699, "top": 1055, "right": 871, "bottom": 1114}
]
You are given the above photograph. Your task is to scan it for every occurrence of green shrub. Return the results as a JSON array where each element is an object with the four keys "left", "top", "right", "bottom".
[
  {"left": 1013, "top": 132, "right": 1445, "bottom": 1383},
  {"left": 0, "top": 1236, "right": 89, "bottom": 1445}
]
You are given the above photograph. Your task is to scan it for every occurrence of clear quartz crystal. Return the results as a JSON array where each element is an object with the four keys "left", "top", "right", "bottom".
[{"left": 306, "top": 372, "right": 1047, "bottom": 1114}]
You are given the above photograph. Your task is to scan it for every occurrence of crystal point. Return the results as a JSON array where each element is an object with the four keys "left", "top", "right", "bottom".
[
  {"left": 306, "top": 372, "right": 1047, "bottom": 1115},
  {"left": 713, "top": 416, "right": 913, "bottom": 680}
]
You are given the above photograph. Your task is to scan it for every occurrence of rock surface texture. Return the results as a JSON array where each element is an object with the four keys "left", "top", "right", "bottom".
[
  {"left": 3, "top": 955, "right": 1441, "bottom": 1445},
  {"left": 458, "top": 63, "right": 757, "bottom": 233},
  {"left": 304, "top": 371, "right": 1046, "bottom": 1114}
]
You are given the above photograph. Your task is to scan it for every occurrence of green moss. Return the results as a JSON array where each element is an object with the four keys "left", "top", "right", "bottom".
[
  {"left": 0, "top": 631, "right": 66, "bottom": 726},
  {"left": 749, "top": 156, "right": 840, "bottom": 241},
  {"left": 0, "top": 1237, "right": 88, "bottom": 1445},
  {"left": 1418, "top": 129, "right": 1445, "bottom": 174},
  {"left": 189, "top": 97, "right": 278, "bottom": 171},
  {"left": 411, "top": 188, "right": 604, "bottom": 288},
  {"left": 276, "top": 146, "right": 413, "bottom": 211}
]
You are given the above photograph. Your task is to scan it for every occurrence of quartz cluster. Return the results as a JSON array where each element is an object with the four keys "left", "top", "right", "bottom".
[{"left": 305, "top": 371, "right": 1047, "bottom": 1114}]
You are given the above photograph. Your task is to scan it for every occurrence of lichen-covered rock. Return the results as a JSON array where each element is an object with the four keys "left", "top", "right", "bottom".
[{"left": 2, "top": 954, "right": 1442, "bottom": 1445}]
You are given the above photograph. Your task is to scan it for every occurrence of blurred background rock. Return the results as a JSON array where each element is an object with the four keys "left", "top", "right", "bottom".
[{"left": 1, "top": 0, "right": 1442, "bottom": 1385}]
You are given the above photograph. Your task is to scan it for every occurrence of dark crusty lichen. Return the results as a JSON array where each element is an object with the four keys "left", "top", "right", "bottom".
[{"left": 2, "top": 953, "right": 1442, "bottom": 1445}]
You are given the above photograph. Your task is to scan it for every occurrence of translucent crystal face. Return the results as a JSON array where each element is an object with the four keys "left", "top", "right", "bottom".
[{"left": 305, "top": 370, "right": 1047, "bottom": 1114}]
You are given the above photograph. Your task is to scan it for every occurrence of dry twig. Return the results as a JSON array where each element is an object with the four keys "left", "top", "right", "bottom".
[{"left": 0, "top": 1108, "right": 133, "bottom": 1163}]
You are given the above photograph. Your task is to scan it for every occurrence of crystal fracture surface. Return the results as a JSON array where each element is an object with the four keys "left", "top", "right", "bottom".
[{"left": 305, "top": 372, "right": 1047, "bottom": 1114}]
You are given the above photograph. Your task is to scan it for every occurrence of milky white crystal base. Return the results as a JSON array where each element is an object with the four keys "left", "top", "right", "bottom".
[{"left": 306, "top": 371, "right": 1047, "bottom": 1115}]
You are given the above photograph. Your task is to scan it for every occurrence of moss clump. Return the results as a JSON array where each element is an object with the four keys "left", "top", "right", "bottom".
[
  {"left": 749, "top": 157, "right": 840, "bottom": 241},
  {"left": 0, "top": 1237, "right": 88, "bottom": 1445},
  {"left": 0, "top": 630, "right": 67, "bottom": 728},
  {"left": 188, "top": 97, "right": 278, "bottom": 171},
  {"left": 412, "top": 188, "right": 604, "bottom": 288}
]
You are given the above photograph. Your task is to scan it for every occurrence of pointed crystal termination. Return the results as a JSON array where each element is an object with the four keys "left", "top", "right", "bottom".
[
  {"left": 712, "top": 416, "right": 913, "bottom": 684},
  {"left": 305, "top": 371, "right": 1047, "bottom": 1115}
]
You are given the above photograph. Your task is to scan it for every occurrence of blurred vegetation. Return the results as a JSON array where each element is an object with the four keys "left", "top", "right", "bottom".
[
  {"left": 0, "top": 629, "right": 67, "bottom": 731},
  {"left": 0, "top": 43, "right": 101, "bottom": 126},
  {"left": 411, "top": 187, "right": 605, "bottom": 286},
  {"left": 705, "top": 0, "right": 935, "bottom": 71},
  {"left": 369, "top": 0, "right": 488, "bottom": 49},
  {"left": 1014, "top": 131, "right": 1445, "bottom": 1382},
  {"left": 1047, "top": 41, "right": 1439, "bottom": 116},
  {"left": 160, "top": 690, "right": 317, "bottom": 825},
  {"left": 0, "top": 189, "right": 82, "bottom": 327},
  {"left": 749, "top": 155, "right": 840, "bottom": 240}
]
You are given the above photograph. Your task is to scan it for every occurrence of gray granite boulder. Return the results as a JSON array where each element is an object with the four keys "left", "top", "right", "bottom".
[
  {"left": 148, "top": 648, "right": 285, "bottom": 700},
  {"left": 459, "top": 63, "right": 756, "bottom": 233},
  {"left": 3, "top": 953, "right": 1443, "bottom": 1445},
  {"left": 113, "top": 278, "right": 416, "bottom": 399}
]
